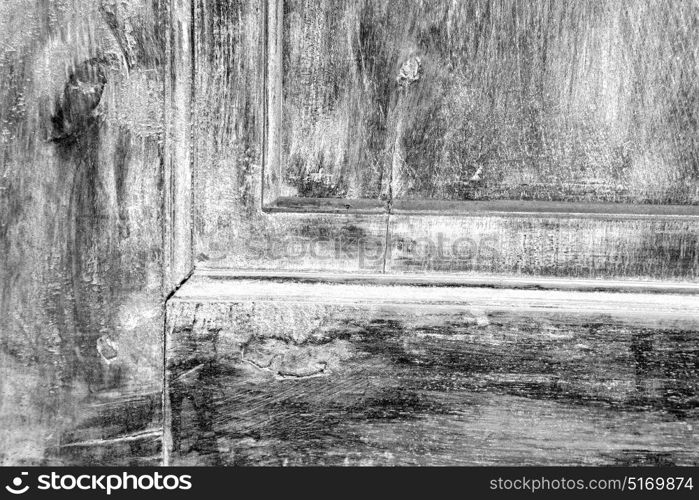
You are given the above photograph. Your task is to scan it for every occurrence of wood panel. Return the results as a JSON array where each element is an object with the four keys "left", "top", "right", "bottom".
[
  {"left": 195, "top": 212, "right": 388, "bottom": 272},
  {"left": 192, "top": 0, "right": 388, "bottom": 272},
  {"left": 386, "top": 214, "right": 699, "bottom": 280},
  {"left": 195, "top": 0, "right": 699, "bottom": 277},
  {"left": 166, "top": 275, "right": 699, "bottom": 465},
  {"left": 0, "top": 0, "right": 166, "bottom": 464},
  {"left": 266, "top": 0, "right": 699, "bottom": 205}
]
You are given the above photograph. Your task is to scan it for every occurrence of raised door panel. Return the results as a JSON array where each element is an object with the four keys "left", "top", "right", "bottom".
[
  {"left": 267, "top": 0, "right": 699, "bottom": 206},
  {"left": 191, "top": 0, "right": 699, "bottom": 281}
]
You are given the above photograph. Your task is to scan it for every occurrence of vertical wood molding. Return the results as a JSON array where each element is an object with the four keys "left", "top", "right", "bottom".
[
  {"left": 164, "top": 0, "right": 195, "bottom": 465},
  {"left": 264, "top": 0, "right": 283, "bottom": 206},
  {"left": 164, "top": 0, "right": 194, "bottom": 294}
]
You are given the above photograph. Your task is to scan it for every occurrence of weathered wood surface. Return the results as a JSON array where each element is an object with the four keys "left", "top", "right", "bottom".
[
  {"left": 387, "top": 215, "right": 699, "bottom": 279},
  {"left": 390, "top": 200, "right": 699, "bottom": 217},
  {"left": 268, "top": 0, "right": 699, "bottom": 204},
  {"left": 193, "top": 0, "right": 699, "bottom": 279},
  {"left": 0, "top": 0, "right": 166, "bottom": 464},
  {"left": 3, "top": 0, "right": 698, "bottom": 468},
  {"left": 192, "top": 0, "right": 393, "bottom": 273},
  {"left": 192, "top": 269, "right": 699, "bottom": 294},
  {"left": 165, "top": 0, "right": 195, "bottom": 290},
  {"left": 196, "top": 212, "right": 388, "bottom": 272},
  {"left": 166, "top": 276, "right": 699, "bottom": 465}
]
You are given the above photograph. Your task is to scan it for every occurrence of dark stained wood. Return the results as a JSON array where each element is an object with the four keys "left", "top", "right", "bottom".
[
  {"left": 266, "top": 197, "right": 387, "bottom": 214},
  {"left": 166, "top": 276, "right": 699, "bottom": 465},
  {"left": 0, "top": 0, "right": 166, "bottom": 464},
  {"left": 266, "top": 0, "right": 699, "bottom": 205}
]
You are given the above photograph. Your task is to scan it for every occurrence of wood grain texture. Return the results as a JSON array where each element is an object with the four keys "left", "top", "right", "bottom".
[
  {"left": 193, "top": 0, "right": 699, "bottom": 277},
  {"left": 390, "top": 199, "right": 699, "bottom": 217},
  {"left": 187, "top": 269, "right": 699, "bottom": 295},
  {"left": 196, "top": 212, "right": 388, "bottom": 272},
  {"left": 268, "top": 0, "right": 699, "bottom": 204},
  {"left": 165, "top": 0, "right": 195, "bottom": 290},
  {"left": 166, "top": 276, "right": 699, "bottom": 465},
  {"left": 3, "top": 0, "right": 697, "bottom": 469},
  {"left": 386, "top": 214, "right": 699, "bottom": 280},
  {"left": 0, "top": 0, "right": 165, "bottom": 464},
  {"left": 191, "top": 0, "right": 389, "bottom": 273}
]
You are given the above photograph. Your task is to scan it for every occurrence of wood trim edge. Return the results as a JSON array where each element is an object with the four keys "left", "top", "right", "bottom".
[{"left": 164, "top": 0, "right": 195, "bottom": 294}]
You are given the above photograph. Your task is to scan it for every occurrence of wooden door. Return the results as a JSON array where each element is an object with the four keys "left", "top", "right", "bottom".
[{"left": 164, "top": 0, "right": 699, "bottom": 465}]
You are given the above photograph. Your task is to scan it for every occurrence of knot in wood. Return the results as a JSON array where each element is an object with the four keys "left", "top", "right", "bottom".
[{"left": 396, "top": 55, "right": 422, "bottom": 89}]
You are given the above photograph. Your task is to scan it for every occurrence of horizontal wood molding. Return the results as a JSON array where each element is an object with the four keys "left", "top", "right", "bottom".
[
  {"left": 196, "top": 213, "right": 699, "bottom": 281},
  {"left": 190, "top": 269, "right": 699, "bottom": 295},
  {"left": 386, "top": 215, "right": 699, "bottom": 279},
  {"left": 170, "top": 272, "right": 699, "bottom": 326},
  {"left": 265, "top": 197, "right": 699, "bottom": 218},
  {"left": 265, "top": 197, "right": 387, "bottom": 214},
  {"left": 390, "top": 199, "right": 699, "bottom": 218}
]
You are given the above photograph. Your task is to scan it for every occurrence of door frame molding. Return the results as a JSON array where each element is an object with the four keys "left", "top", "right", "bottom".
[
  {"left": 164, "top": 0, "right": 195, "bottom": 294},
  {"left": 165, "top": 0, "right": 699, "bottom": 287}
]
